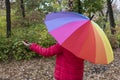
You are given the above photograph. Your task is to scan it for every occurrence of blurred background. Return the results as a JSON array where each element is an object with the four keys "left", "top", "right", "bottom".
[{"left": 0, "top": 0, "right": 120, "bottom": 61}]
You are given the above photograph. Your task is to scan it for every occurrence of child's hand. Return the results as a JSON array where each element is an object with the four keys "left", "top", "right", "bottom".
[{"left": 22, "top": 40, "right": 31, "bottom": 47}]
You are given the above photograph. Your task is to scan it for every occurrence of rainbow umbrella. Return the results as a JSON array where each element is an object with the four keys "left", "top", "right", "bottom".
[{"left": 44, "top": 12, "right": 114, "bottom": 64}]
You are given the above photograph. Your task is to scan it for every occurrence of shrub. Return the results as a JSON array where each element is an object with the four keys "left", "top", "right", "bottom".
[
  {"left": 115, "top": 26, "right": 120, "bottom": 47},
  {"left": 0, "top": 37, "right": 10, "bottom": 61},
  {"left": 0, "top": 16, "right": 6, "bottom": 37},
  {"left": 0, "top": 24, "right": 56, "bottom": 62},
  {"left": 104, "top": 26, "right": 120, "bottom": 49},
  {"left": 108, "top": 34, "right": 119, "bottom": 49}
]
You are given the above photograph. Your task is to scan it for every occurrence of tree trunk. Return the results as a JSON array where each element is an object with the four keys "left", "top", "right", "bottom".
[
  {"left": 77, "top": 0, "right": 82, "bottom": 13},
  {"left": 20, "top": 0, "right": 25, "bottom": 18},
  {"left": 107, "top": 0, "right": 116, "bottom": 34},
  {"left": 5, "top": 0, "right": 11, "bottom": 38},
  {"left": 68, "top": 0, "right": 73, "bottom": 11}
]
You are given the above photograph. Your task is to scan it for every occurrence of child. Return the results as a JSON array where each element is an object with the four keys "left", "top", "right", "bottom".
[{"left": 22, "top": 41, "right": 84, "bottom": 80}]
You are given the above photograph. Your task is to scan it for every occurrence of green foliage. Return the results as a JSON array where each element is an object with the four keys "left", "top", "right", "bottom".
[
  {"left": 83, "top": 0, "right": 104, "bottom": 13},
  {"left": 0, "top": 1, "right": 58, "bottom": 62},
  {"left": 0, "top": 15, "right": 6, "bottom": 36},
  {"left": 1, "top": 0, "right": 119, "bottom": 62},
  {"left": 108, "top": 34, "right": 119, "bottom": 49},
  {"left": 11, "top": 41, "right": 36, "bottom": 61},
  {"left": 115, "top": 26, "right": 120, "bottom": 47},
  {"left": 73, "top": 0, "right": 104, "bottom": 17},
  {"left": 11, "top": 0, "right": 45, "bottom": 27},
  {"left": 0, "top": 24, "right": 56, "bottom": 62},
  {"left": 95, "top": 16, "right": 107, "bottom": 29},
  {"left": 0, "top": 37, "right": 10, "bottom": 61},
  {"left": 11, "top": 11, "right": 44, "bottom": 27},
  {"left": 0, "top": 36, "right": 36, "bottom": 61},
  {"left": 104, "top": 26, "right": 120, "bottom": 49}
]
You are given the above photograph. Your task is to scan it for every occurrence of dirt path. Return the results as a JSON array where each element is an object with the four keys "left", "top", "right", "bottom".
[{"left": 0, "top": 48, "right": 120, "bottom": 80}]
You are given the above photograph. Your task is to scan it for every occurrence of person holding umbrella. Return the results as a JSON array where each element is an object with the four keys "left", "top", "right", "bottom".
[
  {"left": 22, "top": 41, "right": 84, "bottom": 80},
  {"left": 22, "top": 12, "right": 114, "bottom": 80}
]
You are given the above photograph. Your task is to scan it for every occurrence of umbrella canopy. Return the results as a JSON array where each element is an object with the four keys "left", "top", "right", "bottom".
[{"left": 44, "top": 12, "right": 114, "bottom": 64}]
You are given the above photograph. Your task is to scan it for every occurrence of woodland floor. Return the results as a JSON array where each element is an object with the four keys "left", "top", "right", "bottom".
[{"left": 0, "top": 48, "right": 120, "bottom": 80}]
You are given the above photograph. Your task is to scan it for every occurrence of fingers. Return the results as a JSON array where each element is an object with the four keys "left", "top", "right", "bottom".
[
  {"left": 22, "top": 41, "right": 31, "bottom": 47},
  {"left": 24, "top": 40, "right": 29, "bottom": 44}
]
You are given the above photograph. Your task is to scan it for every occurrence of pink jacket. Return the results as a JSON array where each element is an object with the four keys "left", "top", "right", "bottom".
[{"left": 30, "top": 43, "right": 84, "bottom": 80}]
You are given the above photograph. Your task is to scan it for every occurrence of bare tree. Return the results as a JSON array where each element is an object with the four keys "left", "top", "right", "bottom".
[
  {"left": 107, "top": 0, "right": 116, "bottom": 34},
  {"left": 5, "top": 0, "right": 11, "bottom": 38},
  {"left": 20, "top": 0, "right": 25, "bottom": 18}
]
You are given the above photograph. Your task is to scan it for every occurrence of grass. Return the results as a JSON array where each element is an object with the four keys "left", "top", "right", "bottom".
[{"left": 0, "top": 14, "right": 6, "bottom": 37}]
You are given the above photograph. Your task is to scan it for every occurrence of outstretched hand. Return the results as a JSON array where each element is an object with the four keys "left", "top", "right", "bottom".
[{"left": 22, "top": 40, "right": 31, "bottom": 47}]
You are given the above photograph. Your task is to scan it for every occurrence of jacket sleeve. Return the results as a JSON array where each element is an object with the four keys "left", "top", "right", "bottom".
[{"left": 29, "top": 43, "right": 63, "bottom": 57}]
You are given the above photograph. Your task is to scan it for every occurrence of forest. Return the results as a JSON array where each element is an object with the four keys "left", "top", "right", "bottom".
[{"left": 0, "top": 0, "right": 120, "bottom": 80}]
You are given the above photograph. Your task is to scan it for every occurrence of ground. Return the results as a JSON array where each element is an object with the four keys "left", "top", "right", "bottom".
[{"left": 0, "top": 48, "right": 120, "bottom": 80}]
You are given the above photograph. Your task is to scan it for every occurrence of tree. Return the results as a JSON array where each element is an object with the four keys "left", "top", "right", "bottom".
[
  {"left": 107, "top": 0, "right": 116, "bottom": 34},
  {"left": 73, "top": 0, "right": 82, "bottom": 13},
  {"left": 68, "top": 0, "right": 73, "bottom": 11},
  {"left": 73, "top": 0, "right": 104, "bottom": 18},
  {"left": 5, "top": 0, "right": 11, "bottom": 38},
  {"left": 20, "top": 0, "right": 25, "bottom": 18}
]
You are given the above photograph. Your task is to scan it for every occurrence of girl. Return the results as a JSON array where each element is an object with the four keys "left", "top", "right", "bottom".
[{"left": 22, "top": 41, "right": 84, "bottom": 80}]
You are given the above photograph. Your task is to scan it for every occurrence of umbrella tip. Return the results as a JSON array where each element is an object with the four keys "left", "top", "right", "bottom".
[{"left": 90, "top": 15, "right": 94, "bottom": 20}]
